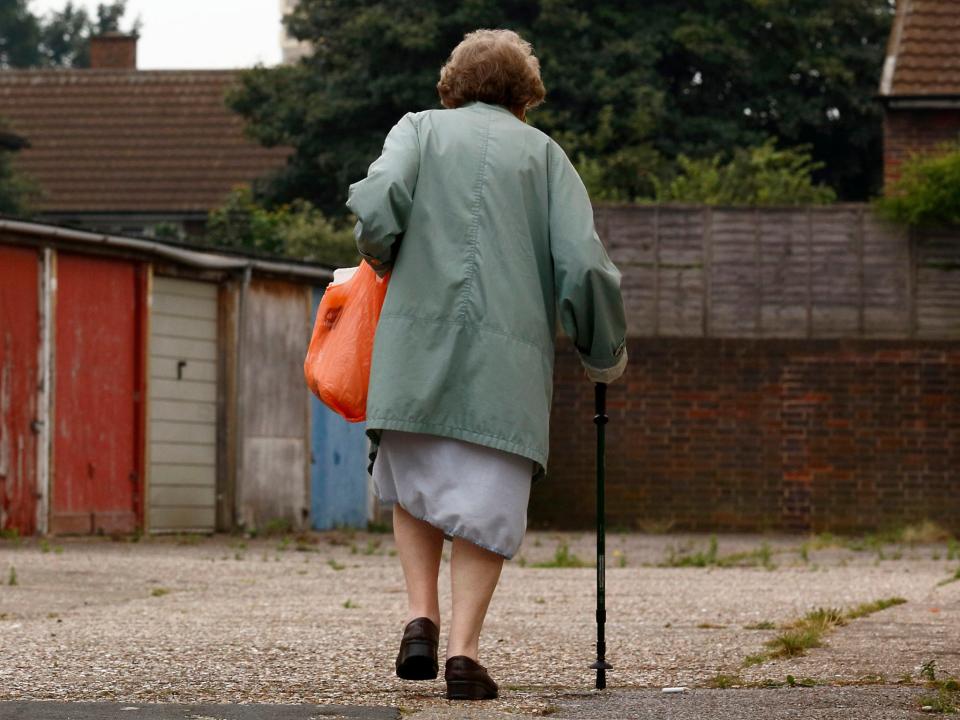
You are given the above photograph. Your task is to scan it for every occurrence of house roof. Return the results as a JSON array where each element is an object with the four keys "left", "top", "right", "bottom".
[
  {"left": 880, "top": 0, "right": 960, "bottom": 98},
  {"left": 0, "top": 69, "right": 290, "bottom": 214}
]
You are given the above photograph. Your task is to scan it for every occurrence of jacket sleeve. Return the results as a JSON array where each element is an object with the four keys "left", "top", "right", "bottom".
[
  {"left": 548, "top": 141, "right": 628, "bottom": 383},
  {"left": 345, "top": 112, "right": 421, "bottom": 277}
]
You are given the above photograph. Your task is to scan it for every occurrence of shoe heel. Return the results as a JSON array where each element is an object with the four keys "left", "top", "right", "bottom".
[
  {"left": 396, "top": 642, "right": 438, "bottom": 680},
  {"left": 446, "top": 680, "right": 497, "bottom": 700}
]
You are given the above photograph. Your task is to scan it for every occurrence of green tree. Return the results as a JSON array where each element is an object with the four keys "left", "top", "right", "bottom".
[
  {"left": 0, "top": 123, "right": 36, "bottom": 215},
  {"left": 0, "top": 0, "right": 138, "bottom": 68},
  {"left": 204, "top": 187, "right": 358, "bottom": 267},
  {"left": 228, "top": 0, "right": 891, "bottom": 213},
  {"left": 874, "top": 142, "right": 960, "bottom": 228},
  {"left": 654, "top": 138, "right": 836, "bottom": 205}
]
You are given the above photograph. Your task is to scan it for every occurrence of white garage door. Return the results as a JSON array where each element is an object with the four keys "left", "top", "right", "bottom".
[{"left": 148, "top": 277, "right": 218, "bottom": 532}]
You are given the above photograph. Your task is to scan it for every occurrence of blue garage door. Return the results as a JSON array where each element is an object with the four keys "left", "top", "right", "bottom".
[{"left": 310, "top": 286, "right": 370, "bottom": 530}]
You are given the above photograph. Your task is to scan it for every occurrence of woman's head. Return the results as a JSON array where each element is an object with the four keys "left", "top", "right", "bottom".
[{"left": 437, "top": 29, "right": 546, "bottom": 118}]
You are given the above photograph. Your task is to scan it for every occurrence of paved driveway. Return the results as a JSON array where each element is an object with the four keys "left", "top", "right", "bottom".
[{"left": 1, "top": 529, "right": 957, "bottom": 718}]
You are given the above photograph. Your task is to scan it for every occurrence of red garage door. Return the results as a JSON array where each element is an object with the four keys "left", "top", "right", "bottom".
[
  {"left": 51, "top": 253, "right": 145, "bottom": 534},
  {"left": 0, "top": 244, "right": 39, "bottom": 535}
]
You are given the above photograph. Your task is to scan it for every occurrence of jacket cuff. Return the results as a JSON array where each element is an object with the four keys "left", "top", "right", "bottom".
[{"left": 580, "top": 345, "right": 628, "bottom": 384}]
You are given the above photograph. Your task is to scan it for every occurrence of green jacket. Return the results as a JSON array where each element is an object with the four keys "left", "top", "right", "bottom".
[{"left": 346, "top": 100, "right": 627, "bottom": 483}]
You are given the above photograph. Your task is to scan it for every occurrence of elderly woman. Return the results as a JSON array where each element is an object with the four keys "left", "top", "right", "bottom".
[{"left": 345, "top": 29, "right": 627, "bottom": 700}]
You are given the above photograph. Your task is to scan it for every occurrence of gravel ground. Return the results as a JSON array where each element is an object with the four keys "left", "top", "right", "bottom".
[{"left": 1, "top": 529, "right": 958, "bottom": 719}]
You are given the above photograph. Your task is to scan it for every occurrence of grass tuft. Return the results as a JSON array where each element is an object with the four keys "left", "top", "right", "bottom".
[
  {"left": 707, "top": 673, "right": 742, "bottom": 688},
  {"left": 532, "top": 542, "right": 590, "bottom": 568},
  {"left": 746, "top": 597, "right": 906, "bottom": 667}
]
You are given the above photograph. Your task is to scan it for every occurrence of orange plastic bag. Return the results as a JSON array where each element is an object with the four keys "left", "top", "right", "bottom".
[{"left": 303, "top": 262, "right": 390, "bottom": 422}]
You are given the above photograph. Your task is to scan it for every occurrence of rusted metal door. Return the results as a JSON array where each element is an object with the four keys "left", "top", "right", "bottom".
[
  {"left": 0, "top": 244, "right": 39, "bottom": 535},
  {"left": 51, "top": 253, "right": 145, "bottom": 534}
]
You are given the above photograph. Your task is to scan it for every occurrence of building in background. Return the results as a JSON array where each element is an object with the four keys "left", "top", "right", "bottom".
[
  {"left": 0, "top": 219, "right": 371, "bottom": 538},
  {"left": 280, "top": 0, "right": 312, "bottom": 64},
  {"left": 0, "top": 34, "right": 290, "bottom": 238},
  {"left": 879, "top": 0, "right": 960, "bottom": 189}
]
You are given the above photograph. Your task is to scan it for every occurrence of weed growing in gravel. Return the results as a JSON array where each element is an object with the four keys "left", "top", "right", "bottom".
[
  {"left": 612, "top": 549, "right": 627, "bottom": 567},
  {"left": 150, "top": 588, "right": 169, "bottom": 597},
  {"left": 532, "top": 542, "right": 590, "bottom": 568},
  {"left": 261, "top": 518, "right": 295, "bottom": 536},
  {"left": 363, "top": 539, "right": 382, "bottom": 555},
  {"left": 937, "top": 567, "right": 960, "bottom": 587},
  {"left": 8, "top": 566, "right": 17, "bottom": 585},
  {"left": 697, "top": 622, "right": 727, "bottom": 629},
  {"left": 707, "top": 673, "right": 742, "bottom": 688},
  {"left": 846, "top": 596, "right": 907, "bottom": 619},
  {"left": 744, "top": 597, "right": 906, "bottom": 666},
  {"left": 534, "top": 596, "right": 545, "bottom": 604},
  {"left": 917, "top": 663, "right": 960, "bottom": 714},
  {"left": 277, "top": 536, "right": 291, "bottom": 552},
  {"left": 785, "top": 675, "right": 817, "bottom": 687},
  {"left": 0, "top": 528, "right": 23, "bottom": 545},
  {"left": 919, "top": 687, "right": 958, "bottom": 714},
  {"left": 661, "top": 537, "right": 776, "bottom": 569},
  {"left": 39, "top": 539, "right": 51, "bottom": 553},
  {"left": 367, "top": 520, "right": 391, "bottom": 534},
  {"left": 663, "top": 536, "right": 718, "bottom": 567},
  {"left": 327, "top": 558, "right": 346, "bottom": 571},
  {"left": 342, "top": 599, "right": 359, "bottom": 609},
  {"left": 948, "top": 539, "right": 959, "bottom": 561},
  {"left": 744, "top": 621, "right": 776, "bottom": 630}
]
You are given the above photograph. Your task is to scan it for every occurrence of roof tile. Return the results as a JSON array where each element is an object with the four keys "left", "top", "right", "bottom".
[
  {"left": 0, "top": 69, "right": 290, "bottom": 213},
  {"left": 886, "top": 0, "right": 960, "bottom": 96}
]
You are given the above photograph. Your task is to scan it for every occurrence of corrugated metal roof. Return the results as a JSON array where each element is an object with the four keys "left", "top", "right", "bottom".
[
  {"left": 0, "top": 69, "right": 290, "bottom": 212},
  {"left": 881, "top": 0, "right": 960, "bottom": 97}
]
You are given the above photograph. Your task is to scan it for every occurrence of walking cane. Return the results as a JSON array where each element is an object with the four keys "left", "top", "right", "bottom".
[{"left": 590, "top": 382, "right": 612, "bottom": 689}]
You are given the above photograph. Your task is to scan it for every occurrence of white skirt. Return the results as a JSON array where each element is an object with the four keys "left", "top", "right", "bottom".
[{"left": 372, "top": 429, "right": 534, "bottom": 559}]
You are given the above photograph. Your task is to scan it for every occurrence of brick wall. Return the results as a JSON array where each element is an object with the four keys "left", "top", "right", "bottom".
[
  {"left": 530, "top": 337, "right": 960, "bottom": 535},
  {"left": 883, "top": 108, "right": 960, "bottom": 188}
]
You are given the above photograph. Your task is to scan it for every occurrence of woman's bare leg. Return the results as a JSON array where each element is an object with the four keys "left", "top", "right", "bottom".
[
  {"left": 447, "top": 537, "right": 504, "bottom": 661},
  {"left": 393, "top": 503, "right": 444, "bottom": 628}
]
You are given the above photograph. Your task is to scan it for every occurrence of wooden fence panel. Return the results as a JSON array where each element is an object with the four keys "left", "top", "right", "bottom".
[
  {"left": 916, "top": 231, "right": 960, "bottom": 340},
  {"left": 862, "top": 214, "right": 911, "bottom": 337},
  {"left": 597, "top": 203, "right": 958, "bottom": 341}
]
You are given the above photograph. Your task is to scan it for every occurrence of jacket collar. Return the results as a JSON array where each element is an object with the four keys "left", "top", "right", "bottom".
[{"left": 463, "top": 100, "right": 517, "bottom": 117}]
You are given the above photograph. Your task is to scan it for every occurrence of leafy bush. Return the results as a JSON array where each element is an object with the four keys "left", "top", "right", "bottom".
[
  {"left": 653, "top": 138, "right": 836, "bottom": 206},
  {"left": 874, "top": 142, "right": 960, "bottom": 228},
  {"left": 204, "top": 187, "right": 358, "bottom": 267}
]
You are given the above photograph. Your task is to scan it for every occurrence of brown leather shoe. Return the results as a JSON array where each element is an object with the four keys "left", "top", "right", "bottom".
[
  {"left": 445, "top": 655, "right": 498, "bottom": 700},
  {"left": 395, "top": 617, "right": 439, "bottom": 680}
]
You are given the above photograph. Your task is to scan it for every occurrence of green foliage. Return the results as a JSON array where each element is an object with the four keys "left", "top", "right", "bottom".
[
  {"left": 228, "top": 0, "right": 891, "bottom": 212},
  {"left": 531, "top": 542, "right": 589, "bottom": 568},
  {"left": 875, "top": 143, "right": 960, "bottom": 228},
  {"left": 655, "top": 139, "right": 837, "bottom": 206},
  {"left": 0, "top": 149, "right": 35, "bottom": 215},
  {"left": 0, "top": 0, "right": 139, "bottom": 68},
  {"left": 203, "top": 187, "right": 358, "bottom": 266}
]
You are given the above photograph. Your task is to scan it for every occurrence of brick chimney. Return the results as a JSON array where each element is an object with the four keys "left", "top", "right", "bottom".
[{"left": 89, "top": 32, "right": 138, "bottom": 70}]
